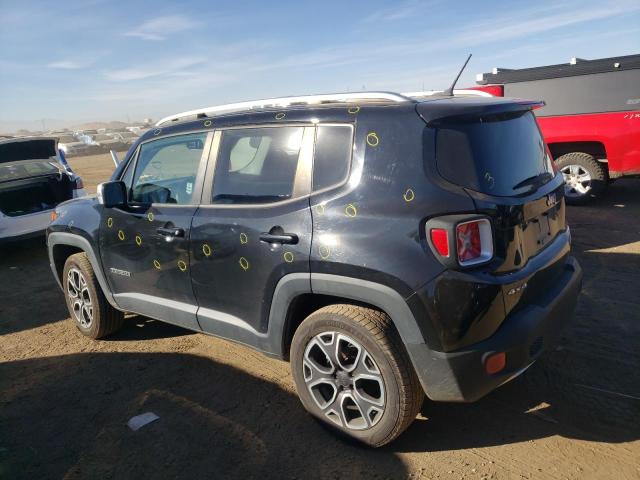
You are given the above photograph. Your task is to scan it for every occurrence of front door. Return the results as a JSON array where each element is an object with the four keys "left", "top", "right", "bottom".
[
  {"left": 100, "top": 131, "right": 211, "bottom": 330},
  {"left": 190, "top": 126, "right": 314, "bottom": 346}
]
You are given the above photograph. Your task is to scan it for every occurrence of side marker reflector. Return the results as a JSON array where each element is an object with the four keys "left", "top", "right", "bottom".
[
  {"left": 430, "top": 228, "right": 450, "bottom": 257},
  {"left": 485, "top": 352, "right": 506, "bottom": 375}
]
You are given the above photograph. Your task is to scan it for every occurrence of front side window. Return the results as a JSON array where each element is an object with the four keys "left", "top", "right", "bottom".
[
  {"left": 211, "top": 127, "right": 304, "bottom": 204},
  {"left": 120, "top": 154, "right": 136, "bottom": 189},
  {"left": 131, "top": 133, "right": 206, "bottom": 204}
]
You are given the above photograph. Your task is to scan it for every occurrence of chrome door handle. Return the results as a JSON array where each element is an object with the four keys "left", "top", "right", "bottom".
[
  {"left": 259, "top": 233, "right": 298, "bottom": 244},
  {"left": 156, "top": 227, "right": 185, "bottom": 238}
]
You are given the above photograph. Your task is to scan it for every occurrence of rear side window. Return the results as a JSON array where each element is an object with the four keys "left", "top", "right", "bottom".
[
  {"left": 211, "top": 127, "right": 304, "bottom": 204},
  {"left": 436, "top": 111, "right": 554, "bottom": 196},
  {"left": 312, "top": 125, "right": 353, "bottom": 191}
]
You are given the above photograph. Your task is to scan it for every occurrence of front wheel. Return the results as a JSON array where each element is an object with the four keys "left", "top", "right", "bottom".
[
  {"left": 62, "top": 253, "right": 124, "bottom": 339},
  {"left": 556, "top": 152, "right": 608, "bottom": 205},
  {"left": 290, "top": 305, "right": 424, "bottom": 447}
]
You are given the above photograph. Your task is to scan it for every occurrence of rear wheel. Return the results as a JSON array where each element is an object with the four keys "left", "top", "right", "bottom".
[
  {"left": 290, "top": 304, "right": 423, "bottom": 447},
  {"left": 62, "top": 253, "right": 124, "bottom": 339},
  {"left": 556, "top": 152, "right": 608, "bottom": 205}
]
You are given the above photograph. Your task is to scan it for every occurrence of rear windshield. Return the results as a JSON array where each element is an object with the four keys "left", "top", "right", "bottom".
[
  {"left": 435, "top": 111, "right": 553, "bottom": 196},
  {"left": 0, "top": 161, "right": 59, "bottom": 182}
]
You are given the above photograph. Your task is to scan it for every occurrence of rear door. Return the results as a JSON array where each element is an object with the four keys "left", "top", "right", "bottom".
[
  {"left": 100, "top": 131, "right": 211, "bottom": 330},
  {"left": 190, "top": 125, "right": 314, "bottom": 344}
]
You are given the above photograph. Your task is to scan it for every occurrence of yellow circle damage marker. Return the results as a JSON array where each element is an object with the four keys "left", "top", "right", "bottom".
[
  {"left": 240, "top": 232, "right": 248, "bottom": 245},
  {"left": 275, "top": 112, "right": 286, "bottom": 120},
  {"left": 107, "top": 217, "right": 113, "bottom": 228},
  {"left": 153, "top": 128, "right": 161, "bottom": 136},
  {"left": 202, "top": 243, "right": 212, "bottom": 257},
  {"left": 178, "top": 260, "right": 188, "bottom": 272},
  {"left": 319, "top": 245, "right": 331, "bottom": 260},
  {"left": 153, "top": 259, "right": 161, "bottom": 270},
  {"left": 204, "top": 119, "right": 212, "bottom": 127},
  {"left": 345, "top": 203, "right": 358, "bottom": 218},
  {"left": 283, "top": 251, "right": 294, "bottom": 263},
  {"left": 117, "top": 230, "right": 125, "bottom": 241},
  {"left": 239, "top": 257, "right": 250, "bottom": 271},
  {"left": 347, "top": 106, "right": 360, "bottom": 114},
  {"left": 147, "top": 212, "right": 154, "bottom": 222},
  {"left": 366, "top": 132, "right": 380, "bottom": 147},
  {"left": 135, "top": 235, "right": 142, "bottom": 246},
  {"left": 403, "top": 188, "right": 415, "bottom": 202}
]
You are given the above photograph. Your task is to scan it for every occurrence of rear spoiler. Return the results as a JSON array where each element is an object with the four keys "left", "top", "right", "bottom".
[{"left": 417, "top": 96, "right": 545, "bottom": 125}]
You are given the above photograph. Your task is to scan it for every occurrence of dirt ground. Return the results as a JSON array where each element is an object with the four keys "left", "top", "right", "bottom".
[{"left": 1, "top": 151, "right": 639, "bottom": 479}]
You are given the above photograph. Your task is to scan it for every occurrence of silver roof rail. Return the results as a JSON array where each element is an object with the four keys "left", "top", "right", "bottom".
[
  {"left": 155, "top": 91, "right": 412, "bottom": 126},
  {"left": 402, "top": 89, "right": 493, "bottom": 98}
]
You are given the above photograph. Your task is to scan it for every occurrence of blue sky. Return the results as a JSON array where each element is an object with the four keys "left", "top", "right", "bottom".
[{"left": 1, "top": 0, "right": 639, "bottom": 132}]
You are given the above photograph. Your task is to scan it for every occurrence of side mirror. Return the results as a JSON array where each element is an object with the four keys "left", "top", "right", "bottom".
[{"left": 97, "top": 181, "right": 127, "bottom": 208}]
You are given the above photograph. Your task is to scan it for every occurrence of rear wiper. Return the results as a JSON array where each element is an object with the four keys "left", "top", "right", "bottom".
[{"left": 512, "top": 172, "right": 553, "bottom": 191}]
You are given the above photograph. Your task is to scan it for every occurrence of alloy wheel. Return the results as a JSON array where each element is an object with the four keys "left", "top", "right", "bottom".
[
  {"left": 561, "top": 164, "right": 592, "bottom": 198},
  {"left": 303, "top": 331, "right": 385, "bottom": 430},
  {"left": 66, "top": 267, "right": 93, "bottom": 328}
]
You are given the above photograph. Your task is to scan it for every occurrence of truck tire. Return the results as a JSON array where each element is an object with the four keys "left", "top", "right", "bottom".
[
  {"left": 290, "top": 304, "right": 424, "bottom": 447},
  {"left": 62, "top": 253, "right": 124, "bottom": 339},
  {"left": 556, "top": 152, "right": 608, "bottom": 205}
]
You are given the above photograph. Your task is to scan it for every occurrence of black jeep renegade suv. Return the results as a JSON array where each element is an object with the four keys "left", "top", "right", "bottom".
[{"left": 47, "top": 92, "right": 582, "bottom": 446}]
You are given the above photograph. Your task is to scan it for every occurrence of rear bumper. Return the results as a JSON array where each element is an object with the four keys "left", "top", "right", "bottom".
[
  {"left": 0, "top": 189, "right": 84, "bottom": 242},
  {"left": 0, "top": 210, "right": 52, "bottom": 242},
  {"left": 407, "top": 255, "right": 582, "bottom": 402}
]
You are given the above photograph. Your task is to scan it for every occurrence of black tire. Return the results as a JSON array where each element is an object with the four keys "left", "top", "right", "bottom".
[
  {"left": 62, "top": 252, "right": 124, "bottom": 339},
  {"left": 290, "top": 304, "right": 424, "bottom": 447},
  {"left": 556, "top": 152, "right": 608, "bottom": 205}
]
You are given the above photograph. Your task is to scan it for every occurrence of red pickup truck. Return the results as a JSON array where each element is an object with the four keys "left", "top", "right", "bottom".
[{"left": 473, "top": 54, "right": 640, "bottom": 204}]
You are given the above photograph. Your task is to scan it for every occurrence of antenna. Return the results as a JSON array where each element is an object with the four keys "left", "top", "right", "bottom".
[{"left": 443, "top": 54, "right": 472, "bottom": 96}]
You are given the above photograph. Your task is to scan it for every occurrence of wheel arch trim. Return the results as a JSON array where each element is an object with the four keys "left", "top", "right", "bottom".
[
  {"left": 47, "top": 232, "right": 119, "bottom": 309},
  {"left": 309, "top": 273, "right": 424, "bottom": 346},
  {"left": 266, "top": 272, "right": 425, "bottom": 358}
]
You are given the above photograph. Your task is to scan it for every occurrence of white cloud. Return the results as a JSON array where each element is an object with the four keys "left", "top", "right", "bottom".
[
  {"left": 105, "top": 56, "right": 206, "bottom": 81},
  {"left": 124, "top": 14, "right": 199, "bottom": 41},
  {"left": 47, "top": 60, "right": 84, "bottom": 70},
  {"left": 361, "top": 0, "right": 438, "bottom": 24},
  {"left": 451, "top": 2, "right": 640, "bottom": 46}
]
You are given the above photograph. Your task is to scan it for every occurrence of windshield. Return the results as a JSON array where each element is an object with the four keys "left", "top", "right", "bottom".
[{"left": 435, "top": 110, "right": 554, "bottom": 196}]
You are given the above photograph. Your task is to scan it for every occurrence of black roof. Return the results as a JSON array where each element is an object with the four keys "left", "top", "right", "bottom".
[{"left": 477, "top": 53, "right": 640, "bottom": 85}]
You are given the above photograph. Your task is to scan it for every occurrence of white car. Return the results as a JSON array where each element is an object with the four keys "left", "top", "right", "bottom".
[
  {"left": 57, "top": 135, "right": 90, "bottom": 157},
  {"left": 0, "top": 137, "right": 86, "bottom": 242}
]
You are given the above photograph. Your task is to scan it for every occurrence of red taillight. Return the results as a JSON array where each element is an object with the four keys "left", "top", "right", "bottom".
[
  {"left": 455, "top": 218, "right": 493, "bottom": 266},
  {"left": 430, "top": 228, "right": 449, "bottom": 257}
]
